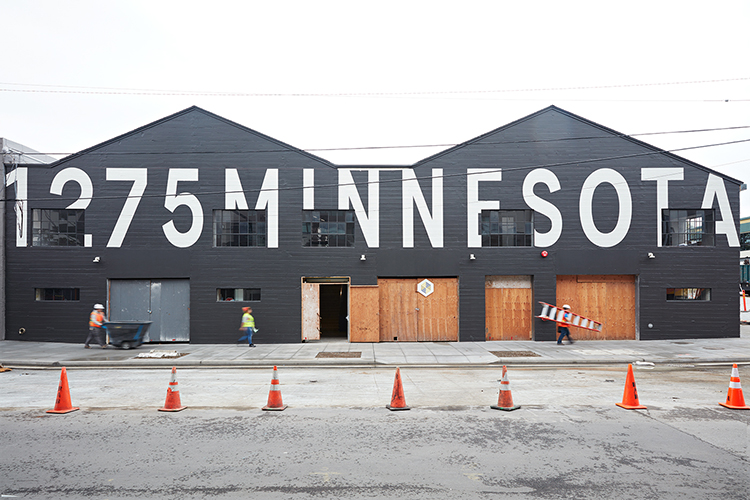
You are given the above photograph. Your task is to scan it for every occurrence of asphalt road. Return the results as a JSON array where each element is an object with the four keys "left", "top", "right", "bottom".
[{"left": 1, "top": 366, "right": 749, "bottom": 499}]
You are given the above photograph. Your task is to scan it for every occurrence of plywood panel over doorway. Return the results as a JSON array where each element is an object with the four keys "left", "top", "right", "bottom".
[
  {"left": 556, "top": 275, "right": 635, "bottom": 340},
  {"left": 485, "top": 276, "right": 532, "bottom": 340},
  {"left": 350, "top": 285, "right": 379, "bottom": 342},
  {"left": 378, "top": 278, "right": 458, "bottom": 342}
]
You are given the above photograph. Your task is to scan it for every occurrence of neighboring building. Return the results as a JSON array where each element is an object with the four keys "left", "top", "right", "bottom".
[
  {"left": 3, "top": 106, "right": 742, "bottom": 344},
  {"left": 1, "top": 139, "right": 57, "bottom": 340}
]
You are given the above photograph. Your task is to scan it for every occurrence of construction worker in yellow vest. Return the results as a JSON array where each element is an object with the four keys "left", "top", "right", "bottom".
[
  {"left": 85, "top": 303, "right": 107, "bottom": 349},
  {"left": 239, "top": 307, "right": 256, "bottom": 347}
]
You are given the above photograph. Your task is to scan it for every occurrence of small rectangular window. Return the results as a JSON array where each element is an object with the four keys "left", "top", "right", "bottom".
[
  {"left": 662, "top": 209, "right": 714, "bottom": 246},
  {"left": 302, "top": 210, "right": 355, "bottom": 247},
  {"left": 213, "top": 210, "right": 266, "bottom": 247},
  {"left": 666, "top": 288, "right": 711, "bottom": 301},
  {"left": 480, "top": 210, "right": 533, "bottom": 247},
  {"left": 35, "top": 288, "right": 80, "bottom": 301},
  {"left": 31, "top": 209, "right": 85, "bottom": 247},
  {"left": 217, "top": 288, "right": 261, "bottom": 302}
]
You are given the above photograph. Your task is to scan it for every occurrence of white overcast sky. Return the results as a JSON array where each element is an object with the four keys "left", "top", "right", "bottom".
[{"left": 3, "top": 0, "right": 749, "bottom": 217}]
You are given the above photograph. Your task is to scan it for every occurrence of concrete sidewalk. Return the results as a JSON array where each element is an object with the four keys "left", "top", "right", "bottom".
[{"left": 2, "top": 325, "right": 750, "bottom": 368}]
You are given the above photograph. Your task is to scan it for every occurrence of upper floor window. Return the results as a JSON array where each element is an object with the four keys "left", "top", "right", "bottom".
[
  {"left": 303, "top": 210, "right": 355, "bottom": 247},
  {"left": 662, "top": 209, "right": 714, "bottom": 247},
  {"left": 213, "top": 210, "right": 266, "bottom": 247},
  {"left": 480, "top": 210, "right": 533, "bottom": 247},
  {"left": 31, "top": 209, "right": 85, "bottom": 247}
]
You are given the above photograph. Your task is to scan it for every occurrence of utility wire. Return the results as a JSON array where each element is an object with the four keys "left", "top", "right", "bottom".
[
  {"left": 13, "top": 124, "right": 750, "bottom": 158},
  {"left": 1, "top": 76, "right": 749, "bottom": 97},
  {"left": 4, "top": 136, "right": 750, "bottom": 205}
]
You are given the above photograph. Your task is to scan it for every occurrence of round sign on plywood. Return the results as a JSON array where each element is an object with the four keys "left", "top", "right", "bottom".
[{"left": 417, "top": 279, "right": 434, "bottom": 297}]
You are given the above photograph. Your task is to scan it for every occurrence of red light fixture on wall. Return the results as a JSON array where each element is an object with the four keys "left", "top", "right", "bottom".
[{"left": 541, "top": 250, "right": 548, "bottom": 258}]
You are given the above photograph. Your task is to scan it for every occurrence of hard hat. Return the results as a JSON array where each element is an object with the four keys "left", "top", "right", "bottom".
[
  {"left": 562, "top": 304, "right": 571, "bottom": 310},
  {"left": 242, "top": 307, "right": 250, "bottom": 312},
  {"left": 94, "top": 303, "right": 105, "bottom": 310}
]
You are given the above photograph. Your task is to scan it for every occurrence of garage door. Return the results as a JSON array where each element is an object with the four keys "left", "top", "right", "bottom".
[
  {"left": 485, "top": 276, "right": 532, "bottom": 340},
  {"left": 556, "top": 275, "right": 635, "bottom": 340},
  {"left": 379, "top": 278, "right": 458, "bottom": 342}
]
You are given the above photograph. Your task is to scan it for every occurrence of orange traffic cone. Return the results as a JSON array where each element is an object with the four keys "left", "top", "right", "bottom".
[
  {"left": 386, "top": 367, "right": 410, "bottom": 411},
  {"left": 262, "top": 366, "right": 287, "bottom": 411},
  {"left": 616, "top": 364, "right": 647, "bottom": 410},
  {"left": 719, "top": 364, "right": 749, "bottom": 410},
  {"left": 491, "top": 365, "right": 520, "bottom": 411},
  {"left": 158, "top": 366, "right": 187, "bottom": 412},
  {"left": 47, "top": 367, "right": 79, "bottom": 414}
]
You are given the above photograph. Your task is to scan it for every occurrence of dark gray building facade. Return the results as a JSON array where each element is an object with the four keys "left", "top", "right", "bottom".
[{"left": 4, "top": 106, "right": 742, "bottom": 344}]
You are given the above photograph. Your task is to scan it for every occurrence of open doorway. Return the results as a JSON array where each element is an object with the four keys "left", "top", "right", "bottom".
[{"left": 301, "top": 277, "right": 350, "bottom": 341}]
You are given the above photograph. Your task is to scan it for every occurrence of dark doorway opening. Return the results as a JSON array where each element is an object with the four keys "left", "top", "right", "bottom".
[{"left": 319, "top": 284, "right": 348, "bottom": 339}]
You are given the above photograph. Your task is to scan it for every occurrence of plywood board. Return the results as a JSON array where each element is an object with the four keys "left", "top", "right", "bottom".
[
  {"left": 485, "top": 287, "right": 532, "bottom": 340},
  {"left": 350, "top": 285, "right": 379, "bottom": 342},
  {"left": 379, "top": 278, "right": 458, "bottom": 342},
  {"left": 556, "top": 275, "right": 635, "bottom": 340},
  {"left": 301, "top": 282, "right": 320, "bottom": 341}
]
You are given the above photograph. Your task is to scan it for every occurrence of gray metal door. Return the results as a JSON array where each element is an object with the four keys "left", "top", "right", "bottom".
[{"left": 109, "top": 279, "right": 190, "bottom": 342}]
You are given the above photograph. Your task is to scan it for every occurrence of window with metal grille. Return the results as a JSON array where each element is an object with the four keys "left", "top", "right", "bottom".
[
  {"left": 31, "top": 209, "right": 85, "bottom": 247},
  {"left": 217, "top": 288, "right": 261, "bottom": 302},
  {"left": 302, "top": 210, "right": 355, "bottom": 247},
  {"left": 213, "top": 210, "right": 266, "bottom": 247},
  {"left": 480, "top": 210, "right": 533, "bottom": 247},
  {"left": 662, "top": 209, "right": 714, "bottom": 246},
  {"left": 35, "top": 288, "right": 80, "bottom": 301},
  {"left": 666, "top": 288, "right": 711, "bottom": 301}
]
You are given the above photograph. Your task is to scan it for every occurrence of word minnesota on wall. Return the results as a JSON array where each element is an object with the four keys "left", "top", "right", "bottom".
[{"left": 5, "top": 166, "right": 740, "bottom": 250}]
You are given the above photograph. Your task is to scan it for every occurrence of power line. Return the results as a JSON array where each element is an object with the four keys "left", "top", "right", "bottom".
[
  {"left": 1, "top": 77, "right": 749, "bottom": 98},
  {"left": 14, "top": 125, "right": 750, "bottom": 158},
  {"left": 4, "top": 136, "right": 749, "bottom": 205}
]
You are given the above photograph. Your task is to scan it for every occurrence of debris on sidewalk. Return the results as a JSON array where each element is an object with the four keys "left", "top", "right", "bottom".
[
  {"left": 0, "top": 363, "right": 11, "bottom": 372},
  {"left": 135, "top": 350, "right": 187, "bottom": 359}
]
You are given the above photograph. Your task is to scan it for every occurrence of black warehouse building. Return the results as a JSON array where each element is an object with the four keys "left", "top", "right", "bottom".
[{"left": 3, "top": 106, "right": 742, "bottom": 344}]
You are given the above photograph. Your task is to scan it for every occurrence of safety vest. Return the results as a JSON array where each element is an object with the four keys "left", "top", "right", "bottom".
[
  {"left": 89, "top": 311, "right": 104, "bottom": 328},
  {"left": 241, "top": 312, "right": 255, "bottom": 328}
]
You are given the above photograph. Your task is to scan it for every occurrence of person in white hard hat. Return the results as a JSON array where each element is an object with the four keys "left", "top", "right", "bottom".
[
  {"left": 556, "top": 304, "right": 574, "bottom": 345},
  {"left": 85, "top": 303, "right": 108, "bottom": 349}
]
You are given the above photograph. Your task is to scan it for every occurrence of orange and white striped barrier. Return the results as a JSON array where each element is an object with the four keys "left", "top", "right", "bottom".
[
  {"left": 386, "top": 367, "right": 410, "bottom": 411},
  {"left": 719, "top": 364, "right": 749, "bottom": 410},
  {"left": 616, "top": 364, "right": 647, "bottom": 410},
  {"left": 262, "top": 365, "right": 287, "bottom": 411},
  {"left": 47, "top": 367, "right": 80, "bottom": 414},
  {"left": 491, "top": 365, "right": 520, "bottom": 411},
  {"left": 536, "top": 302, "right": 603, "bottom": 332},
  {"left": 158, "top": 366, "right": 187, "bottom": 412}
]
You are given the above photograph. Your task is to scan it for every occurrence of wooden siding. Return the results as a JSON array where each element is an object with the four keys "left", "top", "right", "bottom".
[
  {"left": 350, "top": 285, "right": 379, "bottom": 342},
  {"left": 556, "top": 275, "right": 636, "bottom": 340},
  {"left": 379, "top": 278, "right": 458, "bottom": 342}
]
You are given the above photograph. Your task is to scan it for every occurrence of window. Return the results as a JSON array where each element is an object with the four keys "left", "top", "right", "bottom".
[
  {"left": 35, "top": 288, "right": 80, "bottom": 301},
  {"left": 303, "top": 210, "right": 355, "bottom": 247},
  {"left": 667, "top": 288, "right": 711, "bottom": 301},
  {"left": 662, "top": 210, "right": 714, "bottom": 246},
  {"left": 213, "top": 210, "right": 266, "bottom": 247},
  {"left": 480, "top": 210, "right": 533, "bottom": 247},
  {"left": 217, "top": 288, "right": 261, "bottom": 302},
  {"left": 32, "top": 209, "right": 85, "bottom": 247}
]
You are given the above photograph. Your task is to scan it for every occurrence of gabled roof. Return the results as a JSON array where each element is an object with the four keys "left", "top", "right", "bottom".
[
  {"left": 413, "top": 105, "right": 743, "bottom": 185},
  {"left": 48, "top": 105, "right": 336, "bottom": 169}
]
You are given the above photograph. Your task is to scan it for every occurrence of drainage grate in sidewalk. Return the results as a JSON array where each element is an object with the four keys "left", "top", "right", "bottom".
[
  {"left": 316, "top": 352, "right": 362, "bottom": 359},
  {"left": 490, "top": 350, "right": 541, "bottom": 358}
]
